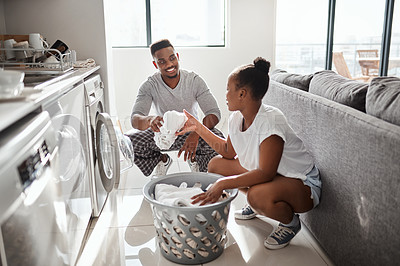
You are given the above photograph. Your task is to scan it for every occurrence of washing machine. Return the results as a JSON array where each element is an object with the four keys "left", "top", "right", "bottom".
[
  {"left": 0, "top": 111, "right": 70, "bottom": 266},
  {"left": 84, "top": 74, "right": 133, "bottom": 217},
  {"left": 42, "top": 82, "right": 92, "bottom": 265}
]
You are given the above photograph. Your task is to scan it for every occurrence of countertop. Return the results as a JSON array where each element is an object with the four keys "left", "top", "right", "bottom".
[{"left": 0, "top": 66, "right": 100, "bottom": 132}]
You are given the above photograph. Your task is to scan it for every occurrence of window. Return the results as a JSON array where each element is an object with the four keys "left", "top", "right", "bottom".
[
  {"left": 109, "top": 0, "right": 148, "bottom": 47},
  {"left": 388, "top": 0, "right": 400, "bottom": 76},
  {"left": 275, "top": 0, "right": 329, "bottom": 74},
  {"left": 332, "top": 0, "right": 385, "bottom": 80},
  {"left": 109, "top": 0, "right": 225, "bottom": 47},
  {"left": 276, "top": 0, "right": 398, "bottom": 79}
]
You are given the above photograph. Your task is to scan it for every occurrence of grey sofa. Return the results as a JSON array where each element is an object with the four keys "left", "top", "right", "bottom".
[{"left": 263, "top": 73, "right": 400, "bottom": 265}]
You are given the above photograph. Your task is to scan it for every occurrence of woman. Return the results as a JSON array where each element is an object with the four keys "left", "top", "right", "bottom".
[{"left": 176, "top": 57, "right": 321, "bottom": 249}]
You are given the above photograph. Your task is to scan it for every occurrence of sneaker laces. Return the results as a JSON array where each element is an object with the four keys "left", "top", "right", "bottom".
[
  {"left": 270, "top": 226, "right": 295, "bottom": 241},
  {"left": 242, "top": 205, "right": 254, "bottom": 215}
]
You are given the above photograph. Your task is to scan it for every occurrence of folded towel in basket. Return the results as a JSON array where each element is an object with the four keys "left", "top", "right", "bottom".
[
  {"left": 155, "top": 182, "right": 228, "bottom": 207},
  {"left": 155, "top": 182, "right": 203, "bottom": 207}
]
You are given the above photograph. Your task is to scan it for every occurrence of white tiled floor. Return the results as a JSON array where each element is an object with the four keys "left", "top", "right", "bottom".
[{"left": 77, "top": 151, "right": 334, "bottom": 266}]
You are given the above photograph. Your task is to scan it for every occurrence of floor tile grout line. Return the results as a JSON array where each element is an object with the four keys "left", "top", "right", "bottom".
[{"left": 97, "top": 223, "right": 156, "bottom": 229}]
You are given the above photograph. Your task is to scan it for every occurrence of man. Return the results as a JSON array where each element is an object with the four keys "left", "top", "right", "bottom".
[{"left": 127, "top": 39, "right": 224, "bottom": 177}]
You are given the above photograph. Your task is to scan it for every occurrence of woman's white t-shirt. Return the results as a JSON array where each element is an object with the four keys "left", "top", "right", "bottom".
[{"left": 229, "top": 104, "right": 314, "bottom": 180}]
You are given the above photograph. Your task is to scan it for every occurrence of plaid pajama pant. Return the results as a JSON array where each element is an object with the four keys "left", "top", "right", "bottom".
[{"left": 126, "top": 128, "right": 225, "bottom": 176}]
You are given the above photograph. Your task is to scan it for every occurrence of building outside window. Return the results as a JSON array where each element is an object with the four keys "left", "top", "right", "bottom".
[
  {"left": 389, "top": 1, "right": 400, "bottom": 76},
  {"left": 109, "top": 0, "right": 225, "bottom": 47},
  {"left": 333, "top": 0, "right": 385, "bottom": 80},
  {"left": 275, "top": 0, "right": 399, "bottom": 79},
  {"left": 275, "top": 0, "right": 328, "bottom": 74}
]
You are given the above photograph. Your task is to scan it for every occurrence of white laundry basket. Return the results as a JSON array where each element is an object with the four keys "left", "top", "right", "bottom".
[{"left": 143, "top": 172, "right": 238, "bottom": 264}]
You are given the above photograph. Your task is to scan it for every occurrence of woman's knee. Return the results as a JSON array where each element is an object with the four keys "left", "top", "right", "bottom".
[
  {"left": 207, "top": 155, "right": 224, "bottom": 174},
  {"left": 247, "top": 187, "right": 261, "bottom": 209},
  {"left": 208, "top": 156, "right": 247, "bottom": 177},
  {"left": 247, "top": 186, "right": 274, "bottom": 212}
]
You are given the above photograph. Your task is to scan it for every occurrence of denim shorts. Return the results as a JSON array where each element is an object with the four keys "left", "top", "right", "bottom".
[{"left": 303, "top": 165, "right": 322, "bottom": 208}]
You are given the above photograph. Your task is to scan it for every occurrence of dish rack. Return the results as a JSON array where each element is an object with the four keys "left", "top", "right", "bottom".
[{"left": 0, "top": 47, "right": 73, "bottom": 74}]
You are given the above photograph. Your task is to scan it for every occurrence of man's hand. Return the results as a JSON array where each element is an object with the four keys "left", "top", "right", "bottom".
[
  {"left": 149, "top": 116, "right": 163, "bottom": 132},
  {"left": 178, "top": 132, "right": 199, "bottom": 162},
  {"left": 132, "top": 114, "right": 164, "bottom": 131}
]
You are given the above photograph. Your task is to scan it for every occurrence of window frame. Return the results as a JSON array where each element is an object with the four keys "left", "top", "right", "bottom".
[
  {"left": 115, "top": 0, "right": 226, "bottom": 48},
  {"left": 326, "top": 0, "right": 395, "bottom": 76},
  {"left": 380, "top": 0, "right": 395, "bottom": 76}
]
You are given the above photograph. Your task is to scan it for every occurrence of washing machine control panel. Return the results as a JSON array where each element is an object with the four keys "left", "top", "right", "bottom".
[
  {"left": 84, "top": 74, "right": 103, "bottom": 96},
  {"left": 17, "top": 140, "right": 50, "bottom": 190}
]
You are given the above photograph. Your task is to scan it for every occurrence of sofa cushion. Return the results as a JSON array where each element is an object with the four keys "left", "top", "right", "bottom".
[
  {"left": 265, "top": 77, "right": 400, "bottom": 266},
  {"left": 366, "top": 76, "right": 400, "bottom": 126},
  {"left": 270, "top": 69, "right": 313, "bottom": 91},
  {"left": 309, "top": 70, "right": 368, "bottom": 112}
]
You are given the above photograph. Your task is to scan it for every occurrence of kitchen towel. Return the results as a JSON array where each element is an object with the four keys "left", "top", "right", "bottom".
[
  {"left": 73, "top": 58, "right": 96, "bottom": 68},
  {"left": 154, "top": 110, "right": 188, "bottom": 150}
]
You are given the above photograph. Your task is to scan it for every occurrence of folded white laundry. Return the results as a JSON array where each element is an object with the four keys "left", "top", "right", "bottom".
[
  {"left": 154, "top": 182, "right": 229, "bottom": 207},
  {"left": 155, "top": 182, "right": 203, "bottom": 207},
  {"left": 154, "top": 110, "right": 188, "bottom": 150}
]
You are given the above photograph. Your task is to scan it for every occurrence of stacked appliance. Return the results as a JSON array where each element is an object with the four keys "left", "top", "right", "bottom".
[
  {"left": 0, "top": 70, "right": 134, "bottom": 265},
  {"left": 42, "top": 81, "right": 92, "bottom": 264},
  {"left": 0, "top": 111, "right": 69, "bottom": 265},
  {"left": 84, "top": 74, "right": 133, "bottom": 217}
]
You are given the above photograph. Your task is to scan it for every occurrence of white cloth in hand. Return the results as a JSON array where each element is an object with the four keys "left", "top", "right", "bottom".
[{"left": 154, "top": 110, "right": 188, "bottom": 150}]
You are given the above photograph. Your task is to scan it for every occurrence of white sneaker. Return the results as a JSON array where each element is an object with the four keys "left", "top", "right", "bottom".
[
  {"left": 234, "top": 205, "right": 257, "bottom": 220},
  {"left": 153, "top": 155, "right": 172, "bottom": 178},
  {"left": 264, "top": 217, "right": 301, "bottom": 250},
  {"left": 188, "top": 160, "right": 200, "bottom": 172}
]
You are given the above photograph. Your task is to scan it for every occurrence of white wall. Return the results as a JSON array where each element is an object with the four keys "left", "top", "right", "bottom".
[{"left": 113, "top": 0, "right": 277, "bottom": 133}]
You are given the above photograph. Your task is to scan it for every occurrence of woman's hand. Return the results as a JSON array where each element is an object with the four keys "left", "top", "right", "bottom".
[
  {"left": 176, "top": 110, "right": 200, "bottom": 135},
  {"left": 191, "top": 180, "right": 224, "bottom": 206}
]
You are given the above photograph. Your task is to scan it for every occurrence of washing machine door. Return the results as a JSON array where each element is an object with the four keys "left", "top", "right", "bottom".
[
  {"left": 95, "top": 112, "right": 120, "bottom": 193},
  {"left": 53, "top": 113, "right": 87, "bottom": 193}
]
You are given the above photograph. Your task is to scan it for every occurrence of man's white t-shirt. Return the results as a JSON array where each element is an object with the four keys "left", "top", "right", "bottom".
[{"left": 229, "top": 104, "right": 314, "bottom": 180}]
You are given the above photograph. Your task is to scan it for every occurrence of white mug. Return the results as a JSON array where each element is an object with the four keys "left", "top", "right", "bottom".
[
  {"left": 4, "top": 39, "right": 17, "bottom": 60},
  {"left": 29, "top": 33, "right": 48, "bottom": 55},
  {"left": 13, "top": 41, "right": 33, "bottom": 61}
]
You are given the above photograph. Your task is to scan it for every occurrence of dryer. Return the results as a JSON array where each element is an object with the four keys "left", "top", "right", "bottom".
[{"left": 84, "top": 74, "right": 133, "bottom": 217}]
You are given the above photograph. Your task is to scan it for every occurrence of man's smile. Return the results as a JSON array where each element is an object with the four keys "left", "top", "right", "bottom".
[{"left": 166, "top": 67, "right": 176, "bottom": 73}]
